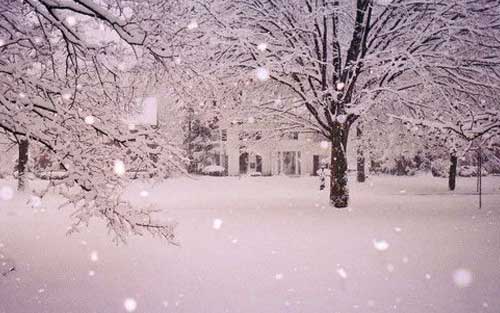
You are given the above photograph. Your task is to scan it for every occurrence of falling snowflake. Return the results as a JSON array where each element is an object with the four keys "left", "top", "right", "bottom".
[
  {"left": 212, "top": 218, "right": 223, "bottom": 230},
  {"left": 30, "top": 196, "right": 42, "bottom": 208},
  {"left": 336, "top": 82, "right": 345, "bottom": 90},
  {"left": 90, "top": 251, "right": 99, "bottom": 262},
  {"left": 372, "top": 239, "right": 389, "bottom": 251},
  {"left": 123, "top": 298, "right": 137, "bottom": 312},
  {"left": 255, "top": 67, "right": 270, "bottom": 81},
  {"left": 386, "top": 264, "right": 395, "bottom": 272},
  {"left": 66, "top": 16, "right": 77, "bottom": 26},
  {"left": 174, "top": 57, "right": 182, "bottom": 65},
  {"left": 84, "top": 115, "right": 95, "bottom": 125},
  {"left": 336, "top": 114, "right": 347, "bottom": 124},
  {"left": 257, "top": 43, "right": 267, "bottom": 51},
  {"left": 113, "top": 160, "right": 126, "bottom": 176},
  {"left": 128, "top": 123, "right": 136, "bottom": 131},
  {"left": 140, "top": 190, "right": 149, "bottom": 197},
  {"left": 320, "top": 141, "right": 329, "bottom": 149},
  {"left": 425, "top": 273, "right": 431, "bottom": 280},
  {"left": 88, "top": 270, "right": 95, "bottom": 277},
  {"left": 393, "top": 227, "right": 402, "bottom": 233},
  {"left": 122, "top": 7, "right": 134, "bottom": 19},
  {"left": 453, "top": 268, "right": 473, "bottom": 288},
  {"left": 336, "top": 267, "right": 347, "bottom": 279},
  {"left": 62, "top": 90, "right": 72, "bottom": 101},
  {"left": 247, "top": 117, "right": 255, "bottom": 124},
  {"left": 275, "top": 273, "right": 284, "bottom": 280},
  {"left": 19, "top": 92, "right": 26, "bottom": 99},
  {"left": 187, "top": 20, "right": 198, "bottom": 30},
  {"left": 0, "top": 186, "right": 14, "bottom": 201}
]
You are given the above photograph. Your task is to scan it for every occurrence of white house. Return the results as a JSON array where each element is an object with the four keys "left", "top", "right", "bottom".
[{"left": 206, "top": 122, "right": 332, "bottom": 176}]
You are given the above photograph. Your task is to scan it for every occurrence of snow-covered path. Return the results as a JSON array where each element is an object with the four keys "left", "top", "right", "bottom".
[{"left": 1, "top": 175, "right": 500, "bottom": 313}]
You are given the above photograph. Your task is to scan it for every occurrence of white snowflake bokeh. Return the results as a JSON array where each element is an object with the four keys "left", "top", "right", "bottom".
[
  {"left": 84, "top": 115, "right": 95, "bottom": 125},
  {"left": 373, "top": 239, "right": 389, "bottom": 251},
  {"left": 90, "top": 251, "right": 99, "bottom": 262},
  {"left": 66, "top": 16, "right": 77, "bottom": 26},
  {"left": 0, "top": 186, "right": 14, "bottom": 201},
  {"left": 255, "top": 67, "right": 270, "bottom": 81},
  {"left": 453, "top": 268, "right": 473, "bottom": 288},
  {"left": 336, "top": 267, "right": 347, "bottom": 279},
  {"left": 257, "top": 42, "right": 267, "bottom": 51},
  {"left": 212, "top": 218, "right": 223, "bottom": 230},
  {"left": 113, "top": 160, "right": 126, "bottom": 176},
  {"left": 123, "top": 298, "right": 137, "bottom": 312},
  {"left": 187, "top": 20, "right": 198, "bottom": 30}
]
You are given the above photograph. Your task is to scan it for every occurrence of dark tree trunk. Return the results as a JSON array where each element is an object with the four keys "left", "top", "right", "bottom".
[
  {"left": 17, "top": 138, "right": 29, "bottom": 191},
  {"left": 448, "top": 153, "right": 457, "bottom": 191},
  {"left": 330, "top": 124, "right": 349, "bottom": 208},
  {"left": 356, "top": 125, "right": 365, "bottom": 183}
]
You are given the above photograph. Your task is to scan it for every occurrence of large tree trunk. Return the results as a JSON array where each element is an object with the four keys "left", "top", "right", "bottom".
[
  {"left": 356, "top": 125, "right": 366, "bottom": 183},
  {"left": 17, "top": 138, "right": 29, "bottom": 191},
  {"left": 448, "top": 153, "right": 457, "bottom": 191},
  {"left": 330, "top": 124, "right": 349, "bottom": 208}
]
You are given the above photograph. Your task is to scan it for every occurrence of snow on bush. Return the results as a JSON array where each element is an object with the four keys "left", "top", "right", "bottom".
[{"left": 202, "top": 165, "right": 226, "bottom": 176}]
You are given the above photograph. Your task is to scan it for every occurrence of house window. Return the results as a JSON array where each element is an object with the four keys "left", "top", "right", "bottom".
[
  {"left": 287, "top": 132, "right": 299, "bottom": 140},
  {"left": 277, "top": 152, "right": 281, "bottom": 174},
  {"left": 280, "top": 151, "right": 301, "bottom": 175},
  {"left": 221, "top": 129, "right": 227, "bottom": 142},
  {"left": 254, "top": 131, "right": 262, "bottom": 140},
  {"left": 239, "top": 131, "right": 248, "bottom": 141},
  {"left": 214, "top": 151, "right": 221, "bottom": 166},
  {"left": 239, "top": 130, "right": 261, "bottom": 141},
  {"left": 211, "top": 130, "right": 220, "bottom": 141},
  {"left": 297, "top": 151, "right": 301, "bottom": 175}
]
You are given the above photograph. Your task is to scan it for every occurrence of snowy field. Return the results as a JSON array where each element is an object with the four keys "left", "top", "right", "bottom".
[{"left": 1, "top": 174, "right": 500, "bottom": 313}]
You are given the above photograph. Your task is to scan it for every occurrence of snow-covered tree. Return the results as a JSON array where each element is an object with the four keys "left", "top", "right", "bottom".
[
  {"left": 196, "top": 0, "right": 500, "bottom": 207},
  {"left": 0, "top": 0, "right": 195, "bottom": 242}
]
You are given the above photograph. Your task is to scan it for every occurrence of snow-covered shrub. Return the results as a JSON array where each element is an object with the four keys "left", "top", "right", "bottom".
[
  {"left": 458, "top": 166, "right": 488, "bottom": 177},
  {"left": 201, "top": 165, "right": 226, "bottom": 176},
  {"left": 431, "top": 158, "right": 449, "bottom": 177}
]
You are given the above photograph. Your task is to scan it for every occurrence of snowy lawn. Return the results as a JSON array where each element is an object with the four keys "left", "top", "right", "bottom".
[{"left": 1, "top": 174, "right": 500, "bottom": 313}]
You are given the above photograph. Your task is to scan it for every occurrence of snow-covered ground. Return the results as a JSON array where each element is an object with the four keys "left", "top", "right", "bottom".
[{"left": 1, "top": 174, "right": 500, "bottom": 313}]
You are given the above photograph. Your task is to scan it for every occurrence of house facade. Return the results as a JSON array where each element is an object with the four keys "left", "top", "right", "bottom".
[{"left": 206, "top": 124, "right": 331, "bottom": 176}]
